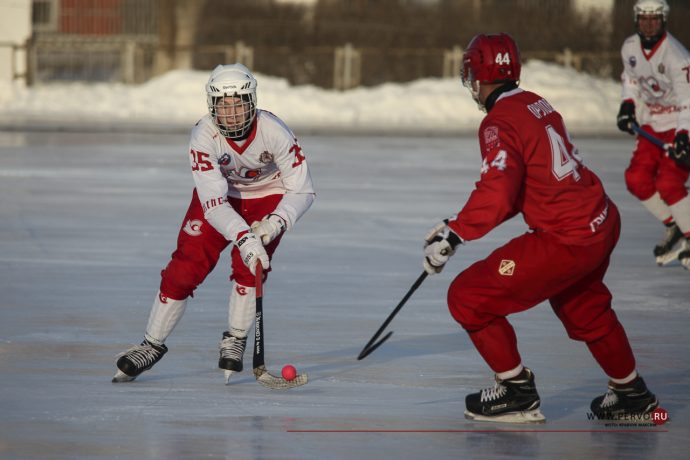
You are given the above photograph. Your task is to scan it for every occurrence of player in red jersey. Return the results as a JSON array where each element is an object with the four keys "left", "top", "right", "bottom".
[{"left": 423, "top": 33, "right": 658, "bottom": 423}]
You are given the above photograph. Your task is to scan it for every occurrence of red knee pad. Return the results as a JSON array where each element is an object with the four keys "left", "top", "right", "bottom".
[
  {"left": 625, "top": 166, "right": 656, "bottom": 201},
  {"left": 159, "top": 265, "right": 200, "bottom": 300},
  {"left": 656, "top": 178, "right": 689, "bottom": 205}
]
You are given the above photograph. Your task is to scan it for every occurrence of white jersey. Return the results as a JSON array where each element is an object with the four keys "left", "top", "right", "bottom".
[
  {"left": 620, "top": 32, "right": 690, "bottom": 133},
  {"left": 188, "top": 109, "right": 315, "bottom": 241}
]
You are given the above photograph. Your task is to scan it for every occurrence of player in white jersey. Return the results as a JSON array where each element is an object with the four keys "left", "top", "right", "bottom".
[
  {"left": 617, "top": 0, "right": 690, "bottom": 269},
  {"left": 113, "top": 64, "right": 316, "bottom": 383}
]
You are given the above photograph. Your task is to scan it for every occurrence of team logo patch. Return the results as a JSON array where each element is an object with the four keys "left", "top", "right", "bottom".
[
  {"left": 498, "top": 259, "right": 516, "bottom": 276},
  {"left": 629, "top": 56, "right": 636, "bottom": 67},
  {"left": 483, "top": 126, "right": 500, "bottom": 149},
  {"left": 218, "top": 153, "right": 231, "bottom": 166},
  {"left": 159, "top": 292, "right": 168, "bottom": 304},
  {"left": 260, "top": 151, "right": 274, "bottom": 164},
  {"left": 183, "top": 219, "right": 203, "bottom": 236},
  {"left": 640, "top": 76, "right": 665, "bottom": 98},
  {"left": 236, "top": 285, "right": 248, "bottom": 296}
]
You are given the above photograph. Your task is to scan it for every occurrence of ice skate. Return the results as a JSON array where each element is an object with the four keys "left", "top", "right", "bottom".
[
  {"left": 112, "top": 339, "right": 168, "bottom": 383},
  {"left": 654, "top": 223, "right": 683, "bottom": 265},
  {"left": 590, "top": 376, "right": 659, "bottom": 420},
  {"left": 219, "top": 331, "right": 247, "bottom": 384},
  {"left": 677, "top": 239, "right": 690, "bottom": 270},
  {"left": 464, "top": 368, "right": 545, "bottom": 424}
]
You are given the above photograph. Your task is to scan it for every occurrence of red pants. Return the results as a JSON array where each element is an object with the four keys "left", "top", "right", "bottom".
[
  {"left": 159, "top": 189, "right": 283, "bottom": 299},
  {"left": 625, "top": 125, "right": 689, "bottom": 205},
  {"left": 448, "top": 203, "right": 636, "bottom": 379}
]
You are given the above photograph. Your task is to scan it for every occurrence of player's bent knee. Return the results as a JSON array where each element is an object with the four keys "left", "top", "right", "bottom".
[
  {"left": 160, "top": 267, "right": 204, "bottom": 300},
  {"left": 448, "top": 290, "right": 484, "bottom": 331},
  {"left": 231, "top": 271, "right": 258, "bottom": 288},
  {"left": 625, "top": 169, "right": 656, "bottom": 200},
  {"left": 656, "top": 182, "right": 687, "bottom": 206}
]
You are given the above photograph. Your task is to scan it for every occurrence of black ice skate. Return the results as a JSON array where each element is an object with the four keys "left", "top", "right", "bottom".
[
  {"left": 219, "top": 331, "right": 247, "bottom": 384},
  {"left": 590, "top": 376, "right": 659, "bottom": 420},
  {"left": 464, "top": 368, "right": 545, "bottom": 424},
  {"left": 677, "top": 239, "right": 690, "bottom": 270},
  {"left": 654, "top": 223, "right": 683, "bottom": 266},
  {"left": 112, "top": 339, "right": 168, "bottom": 383}
]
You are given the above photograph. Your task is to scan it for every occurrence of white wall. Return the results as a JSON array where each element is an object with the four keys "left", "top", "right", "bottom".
[{"left": 0, "top": 0, "right": 32, "bottom": 84}]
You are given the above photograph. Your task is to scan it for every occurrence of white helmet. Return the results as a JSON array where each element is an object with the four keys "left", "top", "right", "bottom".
[
  {"left": 633, "top": 0, "right": 669, "bottom": 21},
  {"left": 206, "top": 63, "right": 257, "bottom": 139}
]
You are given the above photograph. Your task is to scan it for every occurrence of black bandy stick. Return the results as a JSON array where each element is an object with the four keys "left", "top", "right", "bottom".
[
  {"left": 357, "top": 271, "right": 428, "bottom": 360},
  {"left": 252, "top": 263, "right": 308, "bottom": 389}
]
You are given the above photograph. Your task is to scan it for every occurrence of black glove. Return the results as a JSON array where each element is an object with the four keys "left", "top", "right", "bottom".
[
  {"left": 617, "top": 101, "right": 636, "bottom": 135},
  {"left": 671, "top": 130, "right": 690, "bottom": 168}
]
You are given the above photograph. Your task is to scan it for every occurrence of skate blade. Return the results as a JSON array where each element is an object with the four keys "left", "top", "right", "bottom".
[
  {"left": 224, "top": 370, "right": 236, "bottom": 385},
  {"left": 464, "top": 409, "right": 546, "bottom": 424},
  {"left": 253, "top": 365, "right": 308, "bottom": 390},
  {"left": 656, "top": 246, "right": 684, "bottom": 266},
  {"left": 112, "top": 370, "right": 136, "bottom": 383}
]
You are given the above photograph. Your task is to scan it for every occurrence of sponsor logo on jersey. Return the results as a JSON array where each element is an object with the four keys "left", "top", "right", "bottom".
[
  {"left": 483, "top": 126, "right": 500, "bottom": 149},
  {"left": 589, "top": 201, "right": 609, "bottom": 233},
  {"left": 202, "top": 196, "right": 226, "bottom": 213},
  {"left": 498, "top": 259, "right": 516, "bottom": 276},
  {"left": 218, "top": 153, "right": 231, "bottom": 166},
  {"left": 646, "top": 103, "right": 679, "bottom": 115},
  {"left": 259, "top": 150, "right": 274, "bottom": 164},
  {"left": 183, "top": 219, "right": 203, "bottom": 236},
  {"left": 237, "top": 167, "right": 262, "bottom": 180},
  {"left": 640, "top": 76, "right": 666, "bottom": 99}
]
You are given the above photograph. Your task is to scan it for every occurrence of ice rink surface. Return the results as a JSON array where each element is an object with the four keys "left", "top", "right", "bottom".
[{"left": 0, "top": 131, "right": 688, "bottom": 459}]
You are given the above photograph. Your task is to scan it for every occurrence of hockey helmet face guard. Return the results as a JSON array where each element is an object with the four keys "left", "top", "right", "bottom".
[
  {"left": 461, "top": 33, "right": 521, "bottom": 111},
  {"left": 206, "top": 64, "right": 257, "bottom": 139},
  {"left": 634, "top": 0, "right": 668, "bottom": 40}
]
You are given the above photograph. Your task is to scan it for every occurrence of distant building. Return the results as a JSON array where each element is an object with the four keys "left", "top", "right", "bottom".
[{"left": 0, "top": 0, "right": 31, "bottom": 85}]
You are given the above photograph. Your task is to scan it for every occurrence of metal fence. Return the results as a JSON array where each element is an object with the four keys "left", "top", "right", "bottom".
[
  {"left": 16, "top": 0, "right": 688, "bottom": 88},
  {"left": 19, "top": 37, "right": 621, "bottom": 90}
]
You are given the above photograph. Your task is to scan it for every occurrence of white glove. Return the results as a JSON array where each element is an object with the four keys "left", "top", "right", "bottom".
[
  {"left": 250, "top": 213, "right": 287, "bottom": 246},
  {"left": 235, "top": 231, "right": 270, "bottom": 275},
  {"left": 423, "top": 220, "right": 463, "bottom": 275}
]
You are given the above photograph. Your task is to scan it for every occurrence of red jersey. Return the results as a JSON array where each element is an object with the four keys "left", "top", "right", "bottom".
[{"left": 448, "top": 88, "right": 611, "bottom": 245}]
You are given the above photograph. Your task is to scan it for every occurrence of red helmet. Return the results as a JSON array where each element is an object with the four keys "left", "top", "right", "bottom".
[{"left": 461, "top": 33, "right": 521, "bottom": 109}]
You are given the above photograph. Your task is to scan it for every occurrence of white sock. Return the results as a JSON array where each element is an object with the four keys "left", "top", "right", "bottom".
[
  {"left": 228, "top": 283, "right": 255, "bottom": 338},
  {"left": 610, "top": 370, "right": 638, "bottom": 385},
  {"left": 144, "top": 291, "right": 187, "bottom": 345},
  {"left": 669, "top": 195, "right": 690, "bottom": 235},
  {"left": 497, "top": 364, "right": 524, "bottom": 381},
  {"left": 640, "top": 192, "right": 672, "bottom": 223}
]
